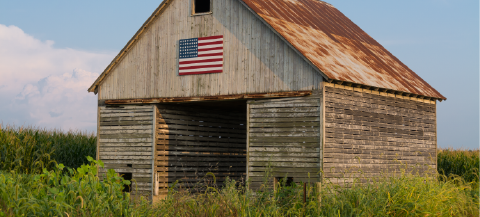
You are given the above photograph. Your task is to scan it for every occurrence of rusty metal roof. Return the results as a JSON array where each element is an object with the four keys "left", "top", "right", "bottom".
[{"left": 241, "top": 0, "right": 445, "bottom": 100}]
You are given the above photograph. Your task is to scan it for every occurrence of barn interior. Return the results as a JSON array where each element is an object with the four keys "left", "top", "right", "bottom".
[{"left": 154, "top": 100, "right": 247, "bottom": 195}]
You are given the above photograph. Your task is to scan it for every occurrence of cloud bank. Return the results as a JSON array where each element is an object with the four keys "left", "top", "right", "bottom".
[{"left": 0, "top": 24, "right": 114, "bottom": 132}]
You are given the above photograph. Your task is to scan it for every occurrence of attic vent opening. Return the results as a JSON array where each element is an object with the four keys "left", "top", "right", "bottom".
[{"left": 194, "top": 0, "right": 211, "bottom": 14}]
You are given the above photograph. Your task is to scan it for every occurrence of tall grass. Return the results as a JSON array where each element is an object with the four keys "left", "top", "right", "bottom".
[
  {"left": 0, "top": 125, "right": 478, "bottom": 216},
  {"left": 1, "top": 159, "right": 477, "bottom": 216},
  {"left": 0, "top": 125, "right": 96, "bottom": 174}
]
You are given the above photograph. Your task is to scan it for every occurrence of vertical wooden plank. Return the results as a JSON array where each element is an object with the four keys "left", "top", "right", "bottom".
[
  {"left": 152, "top": 105, "right": 157, "bottom": 196},
  {"left": 96, "top": 99, "right": 101, "bottom": 177},
  {"left": 434, "top": 102, "right": 437, "bottom": 170},
  {"left": 246, "top": 102, "right": 250, "bottom": 181},
  {"left": 321, "top": 82, "right": 325, "bottom": 182}
]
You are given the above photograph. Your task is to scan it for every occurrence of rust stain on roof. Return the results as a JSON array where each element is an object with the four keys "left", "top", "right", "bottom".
[{"left": 242, "top": 0, "right": 445, "bottom": 100}]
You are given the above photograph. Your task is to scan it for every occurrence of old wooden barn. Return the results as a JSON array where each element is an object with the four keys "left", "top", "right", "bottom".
[{"left": 88, "top": 0, "right": 446, "bottom": 198}]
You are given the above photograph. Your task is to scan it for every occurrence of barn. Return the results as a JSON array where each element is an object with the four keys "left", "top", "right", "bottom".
[{"left": 88, "top": 0, "right": 446, "bottom": 199}]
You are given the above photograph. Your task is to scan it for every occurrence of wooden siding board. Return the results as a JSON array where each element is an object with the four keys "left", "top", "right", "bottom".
[
  {"left": 247, "top": 97, "right": 321, "bottom": 190},
  {"left": 323, "top": 86, "right": 437, "bottom": 181},
  {"left": 98, "top": 105, "right": 155, "bottom": 197}
]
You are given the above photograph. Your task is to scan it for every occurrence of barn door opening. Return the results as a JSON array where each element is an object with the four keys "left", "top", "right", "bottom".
[
  {"left": 247, "top": 97, "right": 322, "bottom": 190},
  {"left": 155, "top": 101, "right": 247, "bottom": 195}
]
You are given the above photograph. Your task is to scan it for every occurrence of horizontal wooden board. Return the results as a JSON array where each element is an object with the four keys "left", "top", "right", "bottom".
[
  {"left": 100, "top": 120, "right": 153, "bottom": 126},
  {"left": 100, "top": 112, "right": 152, "bottom": 118},
  {"left": 250, "top": 112, "right": 319, "bottom": 118},
  {"left": 100, "top": 147, "right": 152, "bottom": 152},
  {"left": 249, "top": 147, "right": 319, "bottom": 153},
  {"left": 100, "top": 151, "right": 152, "bottom": 156},
  {"left": 248, "top": 167, "right": 319, "bottom": 173},
  {"left": 100, "top": 142, "right": 152, "bottom": 147},
  {"left": 250, "top": 137, "right": 318, "bottom": 143},
  {"left": 250, "top": 107, "right": 319, "bottom": 114},
  {"left": 249, "top": 117, "right": 320, "bottom": 123},
  {"left": 99, "top": 168, "right": 152, "bottom": 173},
  {"left": 100, "top": 155, "right": 152, "bottom": 160},
  {"left": 248, "top": 157, "right": 318, "bottom": 162},
  {"left": 100, "top": 129, "right": 152, "bottom": 135},
  {"left": 100, "top": 138, "right": 152, "bottom": 143},
  {"left": 158, "top": 135, "right": 244, "bottom": 143},
  {"left": 100, "top": 134, "right": 152, "bottom": 139},
  {"left": 249, "top": 122, "right": 320, "bottom": 128},
  {"left": 160, "top": 129, "right": 246, "bottom": 139},
  {"left": 101, "top": 160, "right": 152, "bottom": 164},
  {"left": 249, "top": 142, "right": 318, "bottom": 147},
  {"left": 249, "top": 102, "right": 319, "bottom": 108},
  {"left": 100, "top": 125, "right": 152, "bottom": 130},
  {"left": 248, "top": 161, "right": 320, "bottom": 167},
  {"left": 249, "top": 172, "right": 319, "bottom": 178},
  {"left": 249, "top": 132, "right": 319, "bottom": 137},
  {"left": 249, "top": 152, "right": 319, "bottom": 157}
]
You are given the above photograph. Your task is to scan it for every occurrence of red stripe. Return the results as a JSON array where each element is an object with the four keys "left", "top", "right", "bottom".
[
  {"left": 198, "top": 52, "right": 223, "bottom": 57},
  {"left": 198, "top": 47, "right": 223, "bottom": 52},
  {"left": 198, "top": 41, "right": 223, "bottom": 46},
  {"left": 179, "top": 64, "right": 223, "bottom": 70},
  {"left": 179, "top": 70, "right": 223, "bottom": 75},
  {"left": 198, "top": 35, "right": 223, "bottom": 40},
  {"left": 179, "top": 58, "right": 223, "bottom": 65}
]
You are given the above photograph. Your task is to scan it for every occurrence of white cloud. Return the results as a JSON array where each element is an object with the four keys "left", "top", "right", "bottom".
[{"left": 0, "top": 24, "right": 115, "bottom": 132}]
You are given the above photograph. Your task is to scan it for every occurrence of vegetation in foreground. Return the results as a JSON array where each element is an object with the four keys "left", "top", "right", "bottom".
[
  {"left": 0, "top": 158, "right": 478, "bottom": 217},
  {"left": 0, "top": 126, "right": 478, "bottom": 216}
]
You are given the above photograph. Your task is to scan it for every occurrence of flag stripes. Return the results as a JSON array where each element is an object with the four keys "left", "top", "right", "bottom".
[{"left": 179, "top": 35, "right": 223, "bottom": 75}]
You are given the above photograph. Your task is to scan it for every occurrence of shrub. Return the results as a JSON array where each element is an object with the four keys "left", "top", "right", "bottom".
[{"left": 0, "top": 157, "right": 140, "bottom": 216}]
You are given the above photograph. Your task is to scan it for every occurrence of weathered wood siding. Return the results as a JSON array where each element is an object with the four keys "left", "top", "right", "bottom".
[
  {"left": 324, "top": 86, "right": 437, "bottom": 184},
  {"left": 155, "top": 104, "right": 246, "bottom": 195},
  {"left": 98, "top": 0, "right": 323, "bottom": 100},
  {"left": 247, "top": 97, "right": 322, "bottom": 189},
  {"left": 98, "top": 105, "right": 155, "bottom": 195}
]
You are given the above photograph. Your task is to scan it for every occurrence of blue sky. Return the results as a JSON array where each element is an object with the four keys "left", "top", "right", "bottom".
[{"left": 0, "top": 0, "right": 478, "bottom": 149}]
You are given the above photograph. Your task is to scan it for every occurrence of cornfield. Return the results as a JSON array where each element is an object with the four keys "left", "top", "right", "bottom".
[
  {"left": 438, "top": 148, "right": 479, "bottom": 183},
  {"left": 0, "top": 125, "right": 96, "bottom": 174}
]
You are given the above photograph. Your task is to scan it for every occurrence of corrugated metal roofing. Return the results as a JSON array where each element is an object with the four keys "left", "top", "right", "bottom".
[{"left": 241, "top": 0, "right": 445, "bottom": 100}]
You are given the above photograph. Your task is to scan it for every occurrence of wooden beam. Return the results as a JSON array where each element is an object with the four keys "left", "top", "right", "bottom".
[{"left": 105, "top": 91, "right": 312, "bottom": 105}]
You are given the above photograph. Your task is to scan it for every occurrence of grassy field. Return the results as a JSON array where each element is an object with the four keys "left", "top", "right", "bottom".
[{"left": 0, "top": 126, "right": 478, "bottom": 216}]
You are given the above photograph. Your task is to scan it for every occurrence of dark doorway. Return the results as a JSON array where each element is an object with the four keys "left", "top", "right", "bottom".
[{"left": 155, "top": 100, "right": 247, "bottom": 194}]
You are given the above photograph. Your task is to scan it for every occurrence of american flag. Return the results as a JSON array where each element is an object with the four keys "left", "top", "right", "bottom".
[{"left": 178, "top": 35, "right": 223, "bottom": 75}]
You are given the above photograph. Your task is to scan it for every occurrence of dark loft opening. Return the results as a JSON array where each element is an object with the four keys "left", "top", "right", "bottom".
[
  {"left": 119, "top": 173, "right": 132, "bottom": 192},
  {"left": 194, "top": 0, "right": 210, "bottom": 14}
]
